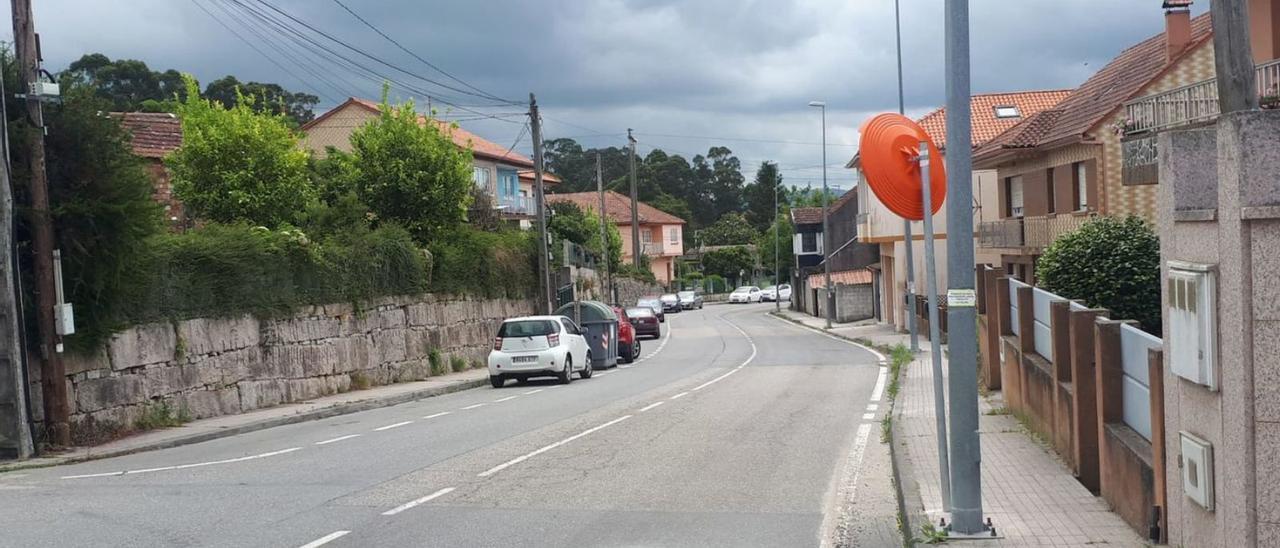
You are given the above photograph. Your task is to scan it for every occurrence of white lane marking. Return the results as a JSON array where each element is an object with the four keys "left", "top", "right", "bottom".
[
  {"left": 692, "top": 367, "right": 741, "bottom": 391},
  {"left": 298, "top": 530, "right": 350, "bottom": 548},
  {"left": 423, "top": 411, "right": 451, "bottom": 419},
  {"left": 61, "top": 447, "right": 302, "bottom": 480},
  {"left": 633, "top": 326, "right": 673, "bottom": 363},
  {"left": 866, "top": 403, "right": 879, "bottom": 411},
  {"left": 847, "top": 424, "right": 874, "bottom": 496},
  {"left": 374, "top": 421, "right": 413, "bottom": 432},
  {"left": 669, "top": 391, "right": 689, "bottom": 400},
  {"left": 460, "top": 403, "right": 486, "bottom": 410},
  {"left": 766, "top": 313, "right": 888, "bottom": 361},
  {"left": 494, "top": 396, "right": 518, "bottom": 403},
  {"left": 478, "top": 415, "right": 633, "bottom": 477},
  {"left": 639, "top": 401, "right": 665, "bottom": 412},
  {"left": 720, "top": 317, "right": 759, "bottom": 369},
  {"left": 862, "top": 413, "right": 876, "bottom": 420},
  {"left": 870, "top": 366, "right": 889, "bottom": 402},
  {"left": 381, "top": 487, "right": 456, "bottom": 516},
  {"left": 315, "top": 434, "right": 361, "bottom": 446},
  {"left": 522, "top": 389, "right": 544, "bottom": 395}
]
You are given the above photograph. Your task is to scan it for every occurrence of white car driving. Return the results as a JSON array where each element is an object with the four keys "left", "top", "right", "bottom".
[
  {"left": 488, "top": 316, "right": 593, "bottom": 387},
  {"left": 761, "top": 284, "right": 792, "bottom": 302},
  {"left": 728, "top": 286, "right": 763, "bottom": 303}
]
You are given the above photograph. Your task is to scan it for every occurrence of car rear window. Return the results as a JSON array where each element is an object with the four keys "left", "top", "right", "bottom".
[
  {"left": 678, "top": 291, "right": 695, "bottom": 298},
  {"left": 626, "top": 307, "right": 654, "bottom": 317},
  {"left": 498, "top": 320, "right": 557, "bottom": 337}
]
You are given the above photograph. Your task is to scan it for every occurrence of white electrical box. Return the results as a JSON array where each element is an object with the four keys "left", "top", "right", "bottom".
[
  {"left": 1180, "top": 431, "right": 1214, "bottom": 511},
  {"left": 54, "top": 303, "right": 74, "bottom": 336},
  {"left": 29, "top": 81, "right": 59, "bottom": 98},
  {"left": 1167, "top": 262, "right": 1217, "bottom": 390}
]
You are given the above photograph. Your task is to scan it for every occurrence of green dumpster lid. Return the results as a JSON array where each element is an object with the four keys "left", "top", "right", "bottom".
[{"left": 553, "top": 301, "right": 617, "bottom": 323}]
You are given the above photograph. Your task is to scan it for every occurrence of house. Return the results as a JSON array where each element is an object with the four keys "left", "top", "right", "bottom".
[
  {"left": 114, "top": 112, "right": 184, "bottom": 226},
  {"left": 972, "top": 4, "right": 1231, "bottom": 284},
  {"left": 789, "top": 190, "right": 880, "bottom": 320},
  {"left": 545, "top": 191, "right": 685, "bottom": 284},
  {"left": 300, "top": 97, "right": 560, "bottom": 224},
  {"left": 849, "top": 89, "right": 1072, "bottom": 332}
]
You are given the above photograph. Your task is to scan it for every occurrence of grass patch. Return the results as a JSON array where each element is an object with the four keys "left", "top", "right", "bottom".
[
  {"left": 470, "top": 358, "right": 484, "bottom": 370},
  {"left": 428, "top": 347, "right": 446, "bottom": 376},
  {"left": 1012, "top": 409, "right": 1051, "bottom": 447},
  {"left": 914, "top": 522, "right": 950, "bottom": 544},
  {"left": 349, "top": 371, "right": 372, "bottom": 391},
  {"left": 985, "top": 406, "right": 1012, "bottom": 416},
  {"left": 134, "top": 400, "right": 193, "bottom": 431},
  {"left": 450, "top": 355, "right": 467, "bottom": 373}
]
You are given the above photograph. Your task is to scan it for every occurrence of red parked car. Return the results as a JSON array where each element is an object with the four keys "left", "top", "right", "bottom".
[
  {"left": 625, "top": 306, "right": 661, "bottom": 340},
  {"left": 612, "top": 306, "right": 641, "bottom": 363}
]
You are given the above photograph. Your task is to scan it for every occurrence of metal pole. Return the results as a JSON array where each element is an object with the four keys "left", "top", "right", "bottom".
[
  {"left": 896, "top": 0, "right": 919, "bottom": 353},
  {"left": 596, "top": 153, "right": 612, "bottom": 304},
  {"left": 920, "top": 141, "right": 952, "bottom": 512},
  {"left": 819, "top": 105, "right": 833, "bottom": 328},
  {"left": 627, "top": 129, "right": 641, "bottom": 268},
  {"left": 774, "top": 180, "right": 780, "bottom": 313},
  {"left": 529, "top": 94, "right": 553, "bottom": 314},
  {"left": 944, "top": 0, "right": 985, "bottom": 533}
]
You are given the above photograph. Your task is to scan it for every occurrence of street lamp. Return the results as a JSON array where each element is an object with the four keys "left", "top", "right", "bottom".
[
  {"left": 809, "top": 100, "right": 833, "bottom": 329},
  {"left": 774, "top": 173, "right": 780, "bottom": 313}
]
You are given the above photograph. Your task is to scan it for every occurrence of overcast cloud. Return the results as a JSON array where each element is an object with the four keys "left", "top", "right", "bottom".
[{"left": 10, "top": 0, "right": 1209, "bottom": 187}]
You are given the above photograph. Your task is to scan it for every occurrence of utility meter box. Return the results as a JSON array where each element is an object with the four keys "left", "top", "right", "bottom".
[
  {"left": 1167, "top": 261, "right": 1217, "bottom": 390},
  {"left": 1180, "top": 431, "right": 1214, "bottom": 511},
  {"left": 30, "top": 81, "right": 59, "bottom": 98},
  {"left": 54, "top": 303, "right": 74, "bottom": 336}
]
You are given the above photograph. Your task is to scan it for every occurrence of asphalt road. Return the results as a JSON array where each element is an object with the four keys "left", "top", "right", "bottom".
[{"left": 0, "top": 303, "right": 885, "bottom": 548}]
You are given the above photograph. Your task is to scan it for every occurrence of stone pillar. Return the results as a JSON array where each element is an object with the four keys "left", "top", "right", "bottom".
[
  {"left": 982, "top": 267, "right": 1002, "bottom": 390},
  {"left": 1016, "top": 286, "right": 1034, "bottom": 413},
  {"left": 1049, "top": 299, "right": 1074, "bottom": 463},
  {"left": 1069, "top": 307, "right": 1107, "bottom": 494},
  {"left": 1148, "top": 347, "right": 1168, "bottom": 544}
]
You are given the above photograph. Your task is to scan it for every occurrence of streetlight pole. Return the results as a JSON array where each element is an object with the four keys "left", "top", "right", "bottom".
[
  {"left": 895, "top": 0, "right": 920, "bottom": 353},
  {"left": 774, "top": 176, "right": 780, "bottom": 313},
  {"left": 809, "top": 101, "right": 832, "bottom": 329}
]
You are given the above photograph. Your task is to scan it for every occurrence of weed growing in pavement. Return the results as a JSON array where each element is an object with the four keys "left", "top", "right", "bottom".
[
  {"left": 915, "top": 522, "right": 950, "bottom": 544},
  {"left": 134, "top": 400, "right": 193, "bottom": 431},
  {"left": 1012, "top": 409, "right": 1051, "bottom": 448},
  {"left": 880, "top": 414, "right": 893, "bottom": 444},
  {"left": 450, "top": 355, "right": 467, "bottom": 373},
  {"left": 349, "top": 371, "right": 372, "bottom": 391},
  {"left": 428, "top": 347, "right": 446, "bottom": 376},
  {"left": 470, "top": 358, "right": 484, "bottom": 370},
  {"left": 985, "top": 406, "right": 1012, "bottom": 416}
]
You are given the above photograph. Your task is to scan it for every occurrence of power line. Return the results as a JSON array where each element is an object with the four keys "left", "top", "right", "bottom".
[
  {"left": 329, "top": 0, "right": 515, "bottom": 105},
  {"left": 205, "top": 0, "right": 349, "bottom": 101},
  {"left": 634, "top": 131, "right": 856, "bottom": 148}
]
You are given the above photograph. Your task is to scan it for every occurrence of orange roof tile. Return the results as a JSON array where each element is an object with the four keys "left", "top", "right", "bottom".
[
  {"left": 518, "top": 169, "right": 561, "bottom": 185},
  {"left": 547, "top": 191, "right": 686, "bottom": 225},
  {"left": 112, "top": 112, "right": 182, "bottom": 158},
  {"left": 791, "top": 207, "right": 823, "bottom": 225},
  {"left": 916, "top": 89, "right": 1073, "bottom": 150},
  {"left": 808, "top": 268, "right": 873, "bottom": 288}
]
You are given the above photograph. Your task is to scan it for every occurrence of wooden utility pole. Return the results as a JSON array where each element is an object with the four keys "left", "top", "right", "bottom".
[
  {"left": 627, "top": 129, "right": 640, "bottom": 267},
  {"left": 596, "top": 153, "right": 612, "bottom": 304},
  {"left": 1212, "top": 0, "right": 1258, "bottom": 113},
  {"left": 529, "top": 94, "right": 553, "bottom": 314},
  {"left": 12, "top": 0, "right": 68, "bottom": 447},
  {"left": 0, "top": 75, "right": 32, "bottom": 458}
]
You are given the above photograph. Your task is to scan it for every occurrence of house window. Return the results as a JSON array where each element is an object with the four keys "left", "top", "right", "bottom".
[
  {"left": 472, "top": 166, "right": 491, "bottom": 190},
  {"left": 667, "top": 227, "right": 678, "bottom": 245},
  {"left": 993, "top": 105, "right": 1021, "bottom": 119},
  {"left": 641, "top": 229, "right": 653, "bottom": 243},
  {"left": 1005, "top": 175, "right": 1024, "bottom": 218},
  {"left": 1073, "top": 162, "right": 1088, "bottom": 211},
  {"left": 1045, "top": 168, "right": 1056, "bottom": 214},
  {"left": 800, "top": 232, "right": 818, "bottom": 253}
]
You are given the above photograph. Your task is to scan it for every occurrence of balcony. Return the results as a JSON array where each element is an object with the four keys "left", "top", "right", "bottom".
[
  {"left": 1121, "top": 59, "right": 1280, "bottom": 184},
  {"left": 978, "top": 213, "right": 1095, "bottom": 251},
  {"left": 496, "top": 194, "right": 536, "bottom": 216},
  {"left": 641, "top": 241, "right": 682, "bottom": 257}
]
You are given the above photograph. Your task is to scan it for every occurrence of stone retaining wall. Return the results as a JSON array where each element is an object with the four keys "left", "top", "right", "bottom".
[{"left": 29, "top": 295, "right": 535, "bottom": 441}]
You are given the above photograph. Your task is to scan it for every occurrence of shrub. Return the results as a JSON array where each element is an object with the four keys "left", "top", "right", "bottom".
[
  {"left": 704, "top": 274, "right": 728, "bottom": 293},
  {"left": 134, "top": 400, "right": 192, "bottom": 430},
  {"left": 450, "top": 355, "right": 467, "bottom": 373},
  {"left": 428, "top": 347, "right": 446, "bottom": 376},
  {"left": 1036, "top": 216, "right": 1160, "bottom": 333},
  {"left": 168, "top": 74, "right": 314, "bottom": 227},
  {"left": 429, "top": 227, "right": 536, "bottom": 298}
]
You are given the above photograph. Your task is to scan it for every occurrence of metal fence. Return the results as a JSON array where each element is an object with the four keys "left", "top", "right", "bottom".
[
  {"left": 1008, "top": 279, "right": 1028, "bottom": 336},
  {"left": 1031, "top": 288, "right": 1055, "bottom": 360},
  {"left": 1119, "top": 324, "right": 1161, "bottom": 441}
]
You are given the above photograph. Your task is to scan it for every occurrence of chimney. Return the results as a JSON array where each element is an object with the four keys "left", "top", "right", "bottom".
[{"left": 1163, "top": 0, "right": 1193, "bottom": 62}]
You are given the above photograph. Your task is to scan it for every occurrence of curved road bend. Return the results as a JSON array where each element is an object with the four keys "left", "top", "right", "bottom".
[{"left": 0, "top": 304, "right": 883, "bottom": 548}]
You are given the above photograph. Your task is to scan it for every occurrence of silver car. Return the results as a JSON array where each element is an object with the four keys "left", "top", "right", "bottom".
[{"left": 677, "top": 290, "right": 703, "bottom": 309}]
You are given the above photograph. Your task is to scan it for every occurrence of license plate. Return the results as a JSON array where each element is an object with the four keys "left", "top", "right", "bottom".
[{"left": 512, "top": 355, "right": 538, "bottom": 363}]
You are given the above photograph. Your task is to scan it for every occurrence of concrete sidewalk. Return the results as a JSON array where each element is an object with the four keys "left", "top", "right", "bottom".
[
  {"left": 774, "top": 308, "right": 1147, "bottom": 547},
  {"left": 0, "top": 368, "right": 489, "bottom": 473}
]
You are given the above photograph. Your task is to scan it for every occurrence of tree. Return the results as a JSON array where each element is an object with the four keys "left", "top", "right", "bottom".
[
  {"left": 743, "top": 161, "right": 782, "bottom": 231},
  {"left": 702, "top": 246, "right": 755, "bottom": 281},
  {"left": 168, "top": 75, "right": 314, "bottom": 227},
  {"left": 700, "top": 212, "right": 757, "bottom": 246},
  {"left": 346, "top": 94, "right": 474, "bottom": 243},
  {"left": 706, "top": 146, "right": 745, "bottom": 221},
  {"left": 1036, "top": 216, "right": 1161, "bottom": 333},
  {"left": 548, "top": 201, "right": 622, "bottom": 270},
  {"left": 787, "top": 185, "right": 839, "bottom": 208},
  {"left": 756, "top": 213, "right": 794, "bottom": 284},
  {"left": 203, "top": 75, "right": 319, "bottom": 127}
]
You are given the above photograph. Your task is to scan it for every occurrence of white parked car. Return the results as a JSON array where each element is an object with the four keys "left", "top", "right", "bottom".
[
  {"left": 728, "top": 286, "right": 763, "bottom": 303},
  {"left": 761, "top": 284, "right": 793, "bottom": 302},
  {"left": 488, "top": 316, "right": 592, "bottom": 388}
]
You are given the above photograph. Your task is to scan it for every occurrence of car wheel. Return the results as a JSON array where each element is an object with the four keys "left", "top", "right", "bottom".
[
  {"left": 490, "top": 375, "right": 505, "bottom": 389},
  {"left": 633, "top": 340, "right": 642, "bottom": 360},
  {"left": 558, "top": 356, "right": 574, "bottom": 384},
  {"left": 581, "top": 353, "right": 594, "bottom": 379}
]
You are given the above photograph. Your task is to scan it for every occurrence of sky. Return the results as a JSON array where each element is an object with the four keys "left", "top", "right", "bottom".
[{"left": 8, "top": 0, "right": 1210, "bottom": 188}]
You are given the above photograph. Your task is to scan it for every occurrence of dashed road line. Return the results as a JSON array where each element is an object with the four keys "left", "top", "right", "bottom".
[
  {"left": 460, "top": 403, "right": 486, "bottom": 410},
  {"left": 639, "top": 401, "right": 665, "bottom": 412},
  {"left": 866, "top": 403, "right": 879, "bottom": 411},
  {"left": 61, "top": 447, "right": 302, "bottom": 480},
  {"left": 862, "top": 412, "right": 876, "bottom": 420},
  {"left": 870, "top": 366, "right": 889, "bottom": 402},
  {"left": 423, "top": 411, "right": 451, "bottom": 419},
  {"left": 315, "top": 434, "right": 361, "bottom": 446},
  {"left": 477, "top": 415, "right": 633, "bottom": 477},
  {"left": 381, "top": 487, "right": 456, "bottom": 516},
  {"left": 669, "top": 391, "right": 689, "bottom": 400},
  {"left": 692, "top": 368, "right": 741, "bottom": 391},
  {"left": 633, "top": 325, "right": 673, "bottom": 363},
  {"left": 298, "top": 530, "right": 349, "bottom": 548},
  {"left": 494, "top": 395, "right": 518, "bottom": 402},
  {"left": 522, "top": 389, "right": 543, "bottom": 395},
  {"left": 374, "top": 421, "right": 413, "bottom": 432}
]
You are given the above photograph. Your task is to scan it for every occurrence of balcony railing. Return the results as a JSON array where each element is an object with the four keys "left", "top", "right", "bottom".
[
  {"left": 497, "top": 194, "right": 535, "bottom": 216},
  {"left": 978, "top": 213, "right": 1095, "bottom": 250},
  {"left": 1123, "top": 58, "right": 1280, "bottom": 136}
]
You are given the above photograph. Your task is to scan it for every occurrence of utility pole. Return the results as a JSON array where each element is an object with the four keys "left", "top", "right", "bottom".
[
  {"left": 627, "top": 129, "right": 641, "bottom": 268},
  {"left": 596, "top": 153, "right": 612, "bottom": 304},
  {"left": 944, "top": 0, "right": 986, "bottom": 534},
  {"left": 808, "top": 101, "right": 833, "bottom": 329},
  {"left": 1212, "top": 0, "right": 1258, "bottom": 113},
  {"left": 896, "top": 0, "right": 920, "bottom": 353},
  {"left": 13, "top": 0, "right": 69, "bottom": 447},
  {"left": 529, "top": 93, "right": 552, "bottom": 314},
  {"left": 774, "top": 177, "right": 780, "bottom": 313},
  {"left": 0, "top": 71, "right": 32, "bottom": 458}
]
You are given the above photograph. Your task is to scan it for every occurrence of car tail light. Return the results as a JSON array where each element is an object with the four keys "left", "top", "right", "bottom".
[
  {"left": 493, "top": 337, "right": 503, "bottom": 350},
  {"left": 547, "top": 333, "right": 560, "bottom": 347}
]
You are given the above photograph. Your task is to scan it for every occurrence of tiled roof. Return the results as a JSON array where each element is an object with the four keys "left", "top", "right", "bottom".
[
  {"left": 978, "top": 109, "right": 1066, "bottom": 155},
  {"left": 304, "top": 98, "right": 536, "bottom": 168},
  {"left": 791, "top": 207, "right": 823, "bottom": 225},
  {"left": 916, "top": 89, "right": 1073, "bottom": 150},
  {"left": 518, "top": 169, "right": 562, "bottom": 185},
  {"left": 808, "top": 268, "right": 873, "bottom": 288},
  {"left": 547, "top": 190, "right": 686, "bottom": 225},
  {"left": 112, "top": 112, "right": 182, "bottom": 158}
]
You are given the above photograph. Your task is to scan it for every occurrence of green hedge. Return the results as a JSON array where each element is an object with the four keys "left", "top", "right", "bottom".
[{"left": 428, "top": 227, "right": 536, "bottom": 299}]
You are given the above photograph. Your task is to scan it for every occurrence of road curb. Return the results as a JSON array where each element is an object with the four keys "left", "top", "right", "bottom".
[
  {"left": 888, "top": 377, "right": 928, "bottom": 546},
  {"left": 0, "top": 378, "right": 488, "bottom": 473}
]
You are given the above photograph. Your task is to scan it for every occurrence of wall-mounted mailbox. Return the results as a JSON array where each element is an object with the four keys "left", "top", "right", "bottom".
[
  {"left": 1180, "top": 431, "right": 1214, "bottom": 511},
  {"left": 1167, "top": 261, "right": 1216, "bottom": 390}
]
